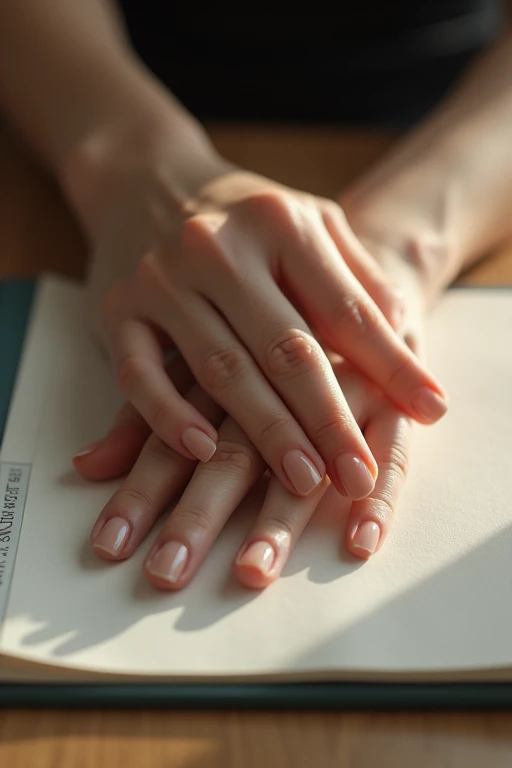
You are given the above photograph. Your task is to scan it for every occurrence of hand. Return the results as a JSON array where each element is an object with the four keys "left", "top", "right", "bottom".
[
  {"left": 66, "top": 122, "right": 446, "bottom": 503},
  {"left": 74, "top": 346, "right": 413, "bottom": 590}
]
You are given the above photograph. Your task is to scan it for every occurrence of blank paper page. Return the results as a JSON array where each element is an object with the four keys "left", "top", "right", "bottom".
[{"left": 1, "top": 278, "right": 512, "bottom": 681}]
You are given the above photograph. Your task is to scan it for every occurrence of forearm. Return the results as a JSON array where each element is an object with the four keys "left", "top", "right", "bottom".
[
  {"left": 0, "top": 0, "right": 217, "bottom": 182},
  {"left": 341, "top": 34, "right": 512, "bottom": 303}
]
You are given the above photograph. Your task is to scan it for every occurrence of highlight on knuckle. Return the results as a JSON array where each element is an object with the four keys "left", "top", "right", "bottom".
[
  {"left": 258, "top": 415, "right": 294, "bottom": 450},
  {"left": 310, "top": 415, "right": 348, "bottom": 448},
  {"left": 334, "top": 296, "right": 372, "bottom": 338},
  {"left": 115, "top": 485, "right": 156, "bottom": 515},
  {"left": 265, "top": 330, "right": 319, "bottom": 380},
  {"left": 201, "top": 346, "right": 249, "bottom": 391},
  {"left": 150, "top": 396, "right": 176, "bottom": 436}
]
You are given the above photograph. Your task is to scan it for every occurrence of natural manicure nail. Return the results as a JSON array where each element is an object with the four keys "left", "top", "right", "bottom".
[
  {"left": 412, "top": 387, "right": 448, "bottom": 422},
  {"left": 181, "top": 427, "right": 216, "bottom": 462},
  {"left": 73, "top": 440, "right": 102, "bottom": 460},
  {"left": 352, "top": 521, "right": 381, "bottom": 557},
  {"left": 236, "top": 541, "right": 275, "bottom": 575},
  {"left": 147, "top": 541, "right": 188, "bottom": 584},
  {"left": 335, "top": 454, "right": 376, "bottom": 500},
  {"left": 282, "top": 450, "right": 323, "bottom": 496},
  {"left": 93, "top": 517, "right": 130, "bottom": 556}
]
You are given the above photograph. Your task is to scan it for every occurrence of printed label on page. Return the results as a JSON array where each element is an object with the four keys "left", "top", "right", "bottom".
[{"left": 0, "top": 462, "right": 31, "bottom": 623}]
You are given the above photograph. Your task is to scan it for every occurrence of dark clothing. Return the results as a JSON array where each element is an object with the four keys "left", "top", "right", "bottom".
[{"left": 119, "top": 1, "right": 504, "bottom": 126}]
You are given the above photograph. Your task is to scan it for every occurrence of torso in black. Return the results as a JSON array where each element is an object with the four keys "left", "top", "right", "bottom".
[{"left": 118, "top": 1, "right": 504, "bottom": 126}]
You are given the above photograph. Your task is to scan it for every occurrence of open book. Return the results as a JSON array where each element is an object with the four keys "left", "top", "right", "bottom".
[{"left": 0, "top": 276, "right": 511, "bottom": 685}]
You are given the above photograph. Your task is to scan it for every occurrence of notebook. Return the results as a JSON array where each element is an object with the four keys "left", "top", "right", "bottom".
[{"left": 1, "top": 275, "right": 512, "bottom": 708}]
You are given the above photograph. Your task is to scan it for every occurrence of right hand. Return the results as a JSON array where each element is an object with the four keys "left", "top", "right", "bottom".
[{"left": 65, "top": 116, "right": 447, "bottom": 501}]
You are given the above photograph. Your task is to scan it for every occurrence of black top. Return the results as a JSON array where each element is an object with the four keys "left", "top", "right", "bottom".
[{"left": 119, "top": 1, "right": 504, "bottom": 126}]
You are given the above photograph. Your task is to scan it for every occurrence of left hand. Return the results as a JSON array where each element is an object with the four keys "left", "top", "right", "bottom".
[{"left": 74, "top": 346, "right": 414, "bottom": 590}]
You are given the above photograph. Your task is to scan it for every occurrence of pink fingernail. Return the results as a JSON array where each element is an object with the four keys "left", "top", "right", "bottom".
[
  {"left": 147, "top": 541, "right": 188, "bottom": 583},
  {"left": 236, "top": 541, "right": 275, "bottom": 574},
  {"left": 73, "top": 440, "right": 103, "bottom": 460},
  {"left": 412, "top": 387, "right": 448, "bottom": 422},
  {"left": 282, "top": 450, "right": 323, "bottom": 496},
  {"left": 181, "top": 427, "right": 216, "bottom": 462},
  {"left": 352, "top": 521, "right": 381, "bottom": 557},
  {"left": 92, "top": 517, "right": 131, "bottom": 556},
  {"left": 335, "top": 454, "right": 376, "bottom": 500}
]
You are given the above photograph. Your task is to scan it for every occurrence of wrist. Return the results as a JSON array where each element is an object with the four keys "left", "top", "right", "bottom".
[
  {"left": 339, "top": 138, "right": 466, "bottom": 307},
  {"left": 59, "top": 71, "right": 230, "bottom": 239}
]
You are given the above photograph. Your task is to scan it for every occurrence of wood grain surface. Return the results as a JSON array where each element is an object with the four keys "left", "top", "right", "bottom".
[{"left": 0, "top": 124, "right": 511, "bottom": 768}]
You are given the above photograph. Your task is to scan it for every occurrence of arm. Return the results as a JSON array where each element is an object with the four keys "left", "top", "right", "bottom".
[
  {"left": 341, "top": 34, "right": 512, "bottom": 310},
  {"left": 0, "top": 0, "right": 217, "bottom": 183}
]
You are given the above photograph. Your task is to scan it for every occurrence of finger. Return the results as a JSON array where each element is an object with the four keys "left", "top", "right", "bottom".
[
  {"left": 322, "top": 202, "right": 405, "bottom": 331},
  {"left": 143, "top": 279, "right": 329, "bottom": 500},
  {"left": 109, "top": 317, "right": 219, "bottom": 462},
  {"left": 283, "top": 220, "right": 448, "bottom": 425},
  {"left": 345, "top": 406, "right": 412, "bottom": 559},
  {"left": 90, "top": 384, "right": 224, "bottom": 560},
  {"left": 203, "top": 271, "right": 379, "bottom": 500},
  {"left": 232, "top": 473, "right": 329, "bottom": 589},
  {"left": 73, "top": 402, "right": 151, "bottom": 481},
  {"left": 144, "top": 419, "right": 265, "bottom": 589},
  {"left": 73, "top": 353, "right": 195, "bottom": 481}
]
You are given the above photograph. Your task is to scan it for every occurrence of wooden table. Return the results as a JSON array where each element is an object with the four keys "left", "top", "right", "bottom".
[{"left": 1, "top": 125, "right": 512, "bottom": 768}]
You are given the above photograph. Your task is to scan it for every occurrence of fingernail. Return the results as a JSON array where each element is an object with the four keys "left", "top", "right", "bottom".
[
  {"left": 352, "top": 521, "right": 381, "bottom": 556},
  {"left": 412, "top": 387, "right": 448, "bottom": 422},
  {"left": 181, "top": 427, "right": 216, "bottom": 462},
  {"left": 282, "top": 450, "right": 323, "bottom": 496},
  {"left": 236, "top": 541, "right": 275, "bottom": 574},
  {"left": 335, "top": 454, "right": 376, "bottom": 500},
  {"left": 147, "top": 541, "right": 188, "bottom": 583},
  {"left": 92, "top": 517, "right": 130, "bottom": 556},
  {"left": 73, "top": 440, "right": 102, "bottom": 460}
]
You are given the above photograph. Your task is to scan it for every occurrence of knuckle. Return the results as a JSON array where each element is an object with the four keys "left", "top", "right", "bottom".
[
  {"left": 310, "top": 415, "right": 349, "bottom": 449},
  {"left": 179, "top": 214, "right": 221, "bottom": 255},
  {"left": 378, "top": 445, "right": 409, "bottom": 481},
  {"left": 171, "top": 503, "right": 216, "bottom": 535},
  {"left": 367, "top": 490, "right": 396, "bottom": 521},
  {"left": 322, "top": 198, "right": 346, "bottom": 223},
  {"left": 244, "top": 190, "right": 299, "bottom": 233},
  {"left": 265, "top": 330, "right": 319, "bottom": 380},
  {"left": 385, "top": 356, "right": 412, "bottom": 390},
  {"left": 333, "top": 296, "right": 372, "bottom": 337},
  {"left": 258, "top": 415, "right": 294, "bottom": 450},
  {"left": 150, "top": 396, "right": 177, "bottom": 437},
  {"left": 259, "top": 514, "right": 295, "bottom": 540},
  {"left": 135, "top": 251, "right": 162, "bottom": 288},
  {"left": 100, "top": 283, "right": 124, "bottom": 326},
  {"left": 143, "top": 436, "right": 181, "bottom": 466},
  {"left": 116, "top": 355, "right": 146, "bottom": 394},
  {"left": 200, "top": 346, "right": 249, "bottom": 391},
  {"left": 209, "top": 440, "right": 257, "bottom": 477},
  {"left": 114, "top": 485, "right": 156, "bottom": 515}
]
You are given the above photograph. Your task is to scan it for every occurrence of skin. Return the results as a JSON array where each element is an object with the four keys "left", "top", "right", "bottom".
[
  {"left": 0, "top": 0, "right": 448, "bottom": 507},
  {"left": 75, "top": 32, "right": 512, "bottom": 588},
  {"left": 1, "top": 3, "right": 512, "bottom": 586}
]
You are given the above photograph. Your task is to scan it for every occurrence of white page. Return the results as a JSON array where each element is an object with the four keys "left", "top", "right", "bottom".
[{"left": 1, "top": 277, "right": 512, "bottom": 682}]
